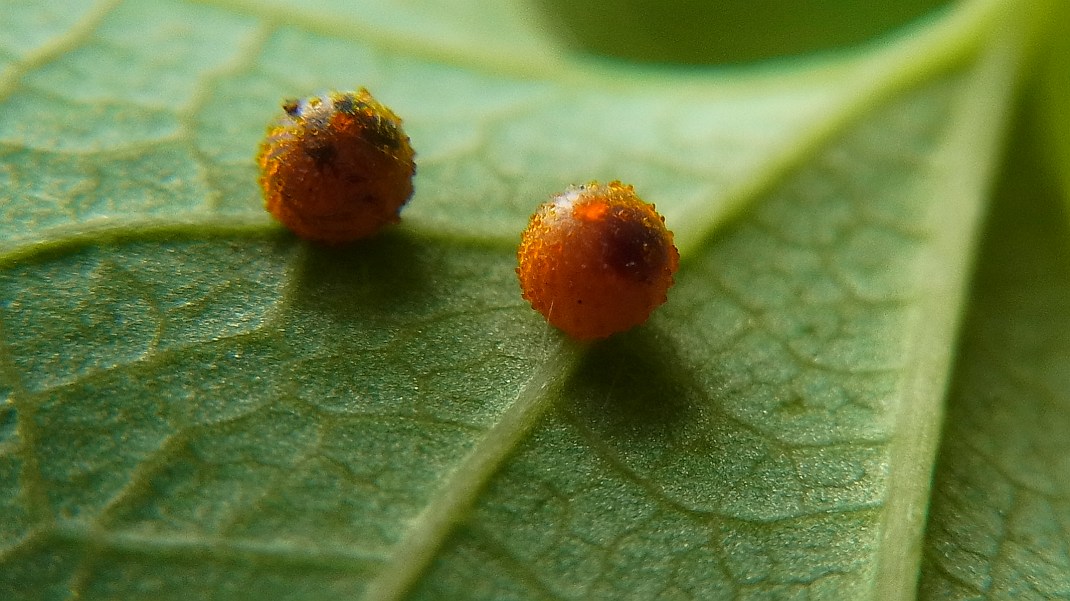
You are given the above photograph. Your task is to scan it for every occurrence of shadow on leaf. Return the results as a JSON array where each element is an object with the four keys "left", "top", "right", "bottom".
[
  {"left": 561, "top": 325, "right": 706, "bottom": 442},
  {"left": 287, "top": 230, "right": 432, "bottom": 321}
]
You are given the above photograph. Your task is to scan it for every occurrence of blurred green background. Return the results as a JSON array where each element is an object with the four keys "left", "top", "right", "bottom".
[{"left": 537, "top": 0, "right": 952, "bottom": 64}]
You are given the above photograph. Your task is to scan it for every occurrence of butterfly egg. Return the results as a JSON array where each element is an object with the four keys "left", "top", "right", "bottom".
[
  {"left": 516, "top": 181, "right": 679, "bottom": 340},
  {"left": 256, "top": 88, "right": 416, "bottom": 243}
]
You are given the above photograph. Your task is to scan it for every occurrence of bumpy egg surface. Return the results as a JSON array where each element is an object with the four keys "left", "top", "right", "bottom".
[
  {"left": 517, "top": 181, "right": 679, "bottom": 340},
  {"left": 257, "top": 88, "right": 415, "bottom": 243}
]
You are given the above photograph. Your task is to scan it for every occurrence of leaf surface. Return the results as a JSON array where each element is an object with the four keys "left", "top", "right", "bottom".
[
  {"left": 0, "top": 0, "right": 1057, "bottom": 599},
  {"left": 918, "top": 106, "right": 1070, "bottom": 601}
]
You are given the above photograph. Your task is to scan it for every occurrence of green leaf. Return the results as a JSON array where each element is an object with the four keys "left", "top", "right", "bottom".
[
  {"left": 1037, "top": 0, "right": 1070, "bottom": 219},
  {"left": 918, "top": 106, "right": 1070, "bottom": 599},
  {"left": 0, "top": 0, "right": 1061, "bottom": 599}
]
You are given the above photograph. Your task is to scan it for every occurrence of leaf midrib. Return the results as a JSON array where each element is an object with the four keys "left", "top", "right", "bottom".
[
  {"left": 362, "top": 338, "right": 583, "bottom": 601},
  {"left": 873, "top": 14, "right": 1031, "bottom": 600}
]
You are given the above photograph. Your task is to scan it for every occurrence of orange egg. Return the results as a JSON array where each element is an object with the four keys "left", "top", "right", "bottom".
[
  {"left": 517, "top": 181, "right": 679, "bottom": 340},
  {"left": 256, "top": 88, "right": 415, "bottom": 243}
]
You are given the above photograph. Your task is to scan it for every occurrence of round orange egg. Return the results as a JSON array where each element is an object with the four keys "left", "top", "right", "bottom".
[
  {"left": 517, "top": 181, "right": 679, "bottom": 340},
  {"left": 256, "top": 88, "right": 415, "bottom": 243}
]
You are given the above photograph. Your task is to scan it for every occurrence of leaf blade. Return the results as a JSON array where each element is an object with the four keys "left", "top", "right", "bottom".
[
  {"left": 0, "top": 0, "right": 1047, "bottom": 599},
  {"left": 918, "top": 90, "right": 1070, "bottom": 601}
]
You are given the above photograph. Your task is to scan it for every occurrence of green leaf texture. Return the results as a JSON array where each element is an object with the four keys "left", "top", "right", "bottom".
[
  {"left": 0, "top": 0, "right": 1065, "bottom": 599},
  {"left": 918, "top": 109, "right": 1070, "bottom": 599}
]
